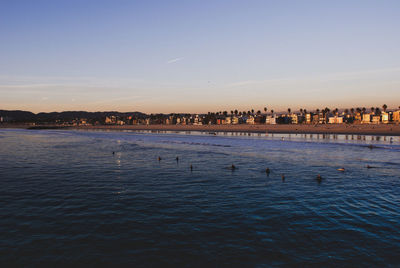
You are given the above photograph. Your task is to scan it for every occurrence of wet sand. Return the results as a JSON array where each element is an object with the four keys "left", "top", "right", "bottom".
[
  {"left": 74, "top": 124, "right": 400, "bottom": 136},
  {"left": 2, "top": 123, "right": 400, "bottom": 136}
]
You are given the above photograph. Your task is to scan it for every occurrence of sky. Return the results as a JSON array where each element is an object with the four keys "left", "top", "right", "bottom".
[{"left": 1, "top": 0, "right": 399, "bottom": 113}]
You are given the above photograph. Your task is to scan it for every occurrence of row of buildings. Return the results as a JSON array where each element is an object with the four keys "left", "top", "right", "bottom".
[
  {"left": 4, "top": 109, "right": 398, "bottom": 126},
  {"left": 99, "top": 109, "right": 400, "bottom": 126}
]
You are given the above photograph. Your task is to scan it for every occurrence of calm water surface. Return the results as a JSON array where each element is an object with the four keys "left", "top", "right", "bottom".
[{"left": 0, "top": 129, "right": 399, "bottom": 267}]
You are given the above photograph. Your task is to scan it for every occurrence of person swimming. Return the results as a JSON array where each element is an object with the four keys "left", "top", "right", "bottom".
[
  {"left": 158, "top": 156, "right": 161, "bottom": 161},
  {"left": 176, "top": 156, "right": 179, "bottom": 162},
  {"left": 281, "top": 174, "right": 285, "bottom": 181},
  {"left": 316, "top": 174, "right": 322, "bottom": 182},
  {"left": 266, "top": 168, "right": 270, "bottom": 176},
  {"left": 230, "top": 164, "right": 236, "bottom": 170}
]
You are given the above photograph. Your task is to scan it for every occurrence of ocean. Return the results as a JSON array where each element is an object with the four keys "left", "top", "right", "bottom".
[{"left": 0, "top": 129, "right": 399, "bottom": 267}]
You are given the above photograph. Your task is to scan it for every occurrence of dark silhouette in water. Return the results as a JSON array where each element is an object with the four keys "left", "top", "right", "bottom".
[
  {"left": 281, "top": 174, "right": 285, "bottom": 181},
  {"left": 112, "top": 151, "right": 115, "bottom": 155},
  {"left": 366, "top": 165, "right": 377, "bottom": 169},
  {"left": 190, "top": 164, "right": 193, "bottom": 171},
  {"left": 158, "top": 156, "right": 161, "bottom": 161},
  {"left": 230, "top": 164, "right": 236, "bottom": 170},
  {"left": 266, "top": 168, "right": 270, "bottom": 176},
  {"left": 316, "top": 174, "right": 322, "bottom": 183},
  {"left": 176, "top": 156, "right": 179, "bottom": 162}
]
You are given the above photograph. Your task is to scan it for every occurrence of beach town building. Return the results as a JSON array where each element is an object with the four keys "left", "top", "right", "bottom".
[
  {"left": 290, "top": 114, "right": 298, "bottom": 124},
  {"left": 305, "top": 113, "right": 312, "bottom": 124},
  {"left": 354, "top": 112, "right": 362, "bottom": 123},
  {"left": 328, "top": 116, "right": 343, "bottom": 124},
  {"left": 105, "top": 116, "right": 117, "bottom": 124},
  {"left": 225, "top": 117, "right": 232, "bottom": 124},
  {"left": 231, "top": 116, "right": 239, "bottom": 124},
  {"left": 381, "top": 112, "right": 389, "bottom": 124},
  {"left": 318, "top": 113, "right": 326, "bottom": 124},
  {"left": 79, "top": 119, "right": 89, "bottom": 126},
  {"left": 216, "top": 118, "right": 226, "bottom": 125},
  {"left": 193, "top": 115, "right": 202, "bottom": 125},
  {"left": 246, "top": 116, "right": 255, "bottom": 124},
  {"left": 265, "top": 115, "right": 276, "bottom": 124},
  {"left": 372, "top": 115, "right": 381, "bottom": 124},
  {"left": 362, "top": 113, "right": 371, "bottom": 124},
  {"left": 393, "top": 110, "right": 400, "bottom": 123}
]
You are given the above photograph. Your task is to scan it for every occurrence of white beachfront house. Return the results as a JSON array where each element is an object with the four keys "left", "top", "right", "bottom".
[
  {"left": 265, "top": 115, "right": 276, "bottom": 124},
  {"left": 381, "top": 112, "right": 389, "bottom": 124},
  {"left": 362, "top": 113, "right": 371, "bottom": 124},
  {"left": 328, "top": 116, "right": 343, "bottom": 124}
]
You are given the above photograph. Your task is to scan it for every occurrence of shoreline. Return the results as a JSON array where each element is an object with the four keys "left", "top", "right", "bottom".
[{"left": 2, "top": 123, "right": 400, "bottom": 136}]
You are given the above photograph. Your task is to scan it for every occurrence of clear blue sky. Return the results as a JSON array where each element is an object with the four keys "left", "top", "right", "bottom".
[{"left": 1, "top": 0, "right": 399, "bottom": 113}]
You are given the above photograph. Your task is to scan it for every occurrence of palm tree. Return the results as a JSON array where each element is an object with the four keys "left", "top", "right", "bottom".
[
  {"left": 350, "top": 108, "right": 354, "bottom": 115},
  {"left": 264, "top": 107, "right": 267, "bottom": 114},
  {"left": 251, "top": 109, "right": 254, "bottom": 115},
  {"left": 334, "top": 108, "right": 338, "bottom": 115},
  {"left": 287, "top": 108, "right": 291, "bottom": 114},
  {"left": 257, "top": 110, "right": 261, "bottom": 115},
  {"left": 230, "top": 110, "right": 234, "bottom": 116},
  {"left": 300, "top": 108, "right": 303, "bottom": 115},
  {"left": 371, "top": 107, "right": 375, "bottom": 114},
  {"left": 382, "top": 104, "right": 387, "bottom": 112},
  {"left": 270, "top": 109, "right": 274, "bottom": 115},
  {"left": 234, "top": 109, "right": 238, "bottom": 116},
  {"left": 362, "top": 107, "right": 366, "bottom": 114},
  {"left": 344, "top": 108, "right": 349, "bottom": 114},
  {"left": 316, "top": 108, "right": 320, "bottom": 114}
]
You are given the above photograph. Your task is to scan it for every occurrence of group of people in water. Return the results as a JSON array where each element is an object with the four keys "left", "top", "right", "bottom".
[{"left": 111, "top": 151, "right": 377, "bottom": 183}]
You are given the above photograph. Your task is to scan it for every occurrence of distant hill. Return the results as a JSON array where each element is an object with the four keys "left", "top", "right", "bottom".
[{"left": 0, "top": 110, "right": 147, "bottom": 123}]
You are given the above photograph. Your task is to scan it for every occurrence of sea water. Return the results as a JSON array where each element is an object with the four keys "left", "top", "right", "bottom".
[{"left": 0, "top": 129, "right": 399, "bottom": 266}]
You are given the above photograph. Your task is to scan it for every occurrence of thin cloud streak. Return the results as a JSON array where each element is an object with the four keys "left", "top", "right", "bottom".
[{"left": 166, "top": 57, "right": 184, "bottom": 64}]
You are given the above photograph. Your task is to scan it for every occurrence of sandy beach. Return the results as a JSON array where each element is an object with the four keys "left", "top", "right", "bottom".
[
  {"left": 2, "top": 123, "right": 400, "bottom": 136},
  {"left": 71, "top": 124, "right": 400, "bottom": 136}
]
